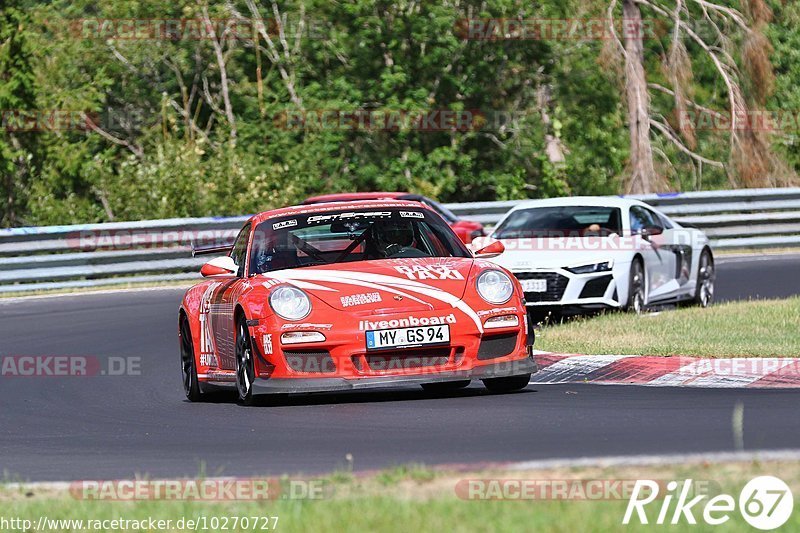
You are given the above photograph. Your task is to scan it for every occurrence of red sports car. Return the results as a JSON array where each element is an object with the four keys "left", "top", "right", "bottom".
[
  {"left": 302, "top": 192, "right": 486, "bottom": 244},
  {"left": 179, "top": 200, "right": 536, "bottom": 405}
]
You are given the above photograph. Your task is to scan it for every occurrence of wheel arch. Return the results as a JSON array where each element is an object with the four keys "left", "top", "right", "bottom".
[
  {"left": 178, "top": 307, "right": 191, "bottom": 343},
  {"left": 701, "top": 245, "right": 714, "bottom": 263}
]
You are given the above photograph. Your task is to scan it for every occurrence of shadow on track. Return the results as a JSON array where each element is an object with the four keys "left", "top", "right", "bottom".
[{"left": 185, "top": 385, "right": 537, "bottom": 408}]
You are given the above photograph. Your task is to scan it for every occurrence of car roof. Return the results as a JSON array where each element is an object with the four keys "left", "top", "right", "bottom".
[
  {"left": 249, "top": 199, "right": 430, "bottom": 225},
  {"left": 303, "top": 192, "right": 409, "bottom": 204},
  {"left": 507, "top": 196, "right": 651, "bottom": 212}
]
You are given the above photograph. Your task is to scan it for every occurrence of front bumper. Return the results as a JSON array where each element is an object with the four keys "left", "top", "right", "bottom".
[
  {"left": 513, "top": 268, "right": 622, "bottom": 308},
  {"left": 251, "top": 356, "right": 538, "bottom": 393}
]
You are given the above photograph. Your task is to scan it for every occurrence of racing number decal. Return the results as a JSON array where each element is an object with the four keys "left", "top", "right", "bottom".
[{"left": 199, "top": 279, "right": 241, "bottom": 370}]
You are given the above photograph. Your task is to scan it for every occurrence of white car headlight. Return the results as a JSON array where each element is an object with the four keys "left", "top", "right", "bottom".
[
  {"left": 269, "top": 286, "right": 311, "bottom": 320},
  {"left": 565, "top": 260, "right": 614, "bottom": 274},
  {"left": 476, "top": 270, "right": 514, "bottom": 304}
]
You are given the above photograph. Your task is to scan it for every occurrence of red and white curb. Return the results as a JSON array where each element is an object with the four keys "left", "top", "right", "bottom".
[{"left": 531, "top": 352, "right": 800, "bottom": 388}]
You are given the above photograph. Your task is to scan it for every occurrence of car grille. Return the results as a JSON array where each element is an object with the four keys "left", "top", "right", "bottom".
[
  {"left": 579, "top": 274, "right": 613, "bottom": 298},
  {"left": 365, "top": 347, "right": 451, "bottom": 372},
  {"left": 477, "top": 333, "right": 519, "bottom": 360},
  {"left": 284, "top": 350, "right": 336, "bottom": 373},
  {"left": 514, "top": 272, "right": 569, "bottom": 302}
]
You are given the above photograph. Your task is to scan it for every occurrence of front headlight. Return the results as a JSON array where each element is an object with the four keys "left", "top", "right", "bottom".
[
  {"left": 476, "top": 270, "right": 514, "bottom": 304},
  {"left": 269, "top": 286, "right": 311, "bottom": 320},
  {"left": 565, "top": 260, "right": 614, "bottom": 274}
]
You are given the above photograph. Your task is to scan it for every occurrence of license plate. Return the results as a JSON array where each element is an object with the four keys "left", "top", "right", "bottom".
[
  {"left": 521, "top": 279, "right": 547, "bottom": 292},
  {"left": 366, "top": 325, "right": 450, "bottom": 351}
]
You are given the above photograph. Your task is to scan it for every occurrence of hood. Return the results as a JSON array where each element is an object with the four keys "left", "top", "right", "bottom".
[
  {"left": 261, "top": 258, "right": 476, "bottom": 313},
  {"left": 488, "top": 237, "right": 630, "bottom": 271}
]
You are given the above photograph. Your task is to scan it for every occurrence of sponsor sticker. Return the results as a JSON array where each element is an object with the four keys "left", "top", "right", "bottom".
[
  {"left": 358, "top": 313, "right": 457, "bottom": 331},
  {"left": 394, "top": 264, "right": 464, "bottom": 280},
  {"left": 263, "top": 334, "right": 273, "bottom": 355},
  {"left": 307, "top": 211, "right": 393, "bottom": 224},
  {"left": 477, "top": 306, "right": 518, "bottom": 317},
  {"left": 399, "top": 211, "right": 425, "bottom": 219},
  {"left": 272, "top": 219, "right": 298, "bottom": 230},
  {"left": 340, "top": 292, "right": 382, "bottom": 308},
  {"left": 280, "top": 323, "right": 333, "bottom": 330}
]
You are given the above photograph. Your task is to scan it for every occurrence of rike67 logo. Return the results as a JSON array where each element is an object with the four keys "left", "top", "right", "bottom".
[{"left": 623, "top": 476, "right": 793, "bottom": 530}]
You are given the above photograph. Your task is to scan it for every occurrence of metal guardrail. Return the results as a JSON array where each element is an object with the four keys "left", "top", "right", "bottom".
[{"left": 1, "top": 188, "right": 799, "bottom": 293}]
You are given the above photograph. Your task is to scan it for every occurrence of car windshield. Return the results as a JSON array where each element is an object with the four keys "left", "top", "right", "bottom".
[
  {"left": 493, "top": 206, "right": 623, "bottom": 238},
  {"left": 249, "top": 207, "right": 470, "bottom": 274}
]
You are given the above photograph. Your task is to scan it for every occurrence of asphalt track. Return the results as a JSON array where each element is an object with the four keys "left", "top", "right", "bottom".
[{"left": 1, "top": 254, "right": 799, "bottom": 482}]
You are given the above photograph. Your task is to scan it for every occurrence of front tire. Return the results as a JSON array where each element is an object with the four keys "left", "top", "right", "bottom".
[
  {"left": 482, "top": 374, "right": 531, "bottom": 393},
  {"left": 179, "top": 315, "right": 203, "bottom": 402},
  {"left": 625, "top": 259, "right": 646, "bottom": 314},
  {"left": 235, "top": 319, "right": 256, "bottom": 406},
  {"left": 692, "top": 250, "right": 715, "bottom": 307}
]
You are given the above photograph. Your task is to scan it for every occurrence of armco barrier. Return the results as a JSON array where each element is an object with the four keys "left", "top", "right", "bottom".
[{"left": 1, "top": 188, "right": 798, "bottom": 293}]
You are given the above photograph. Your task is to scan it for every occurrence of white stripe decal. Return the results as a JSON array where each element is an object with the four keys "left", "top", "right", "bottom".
[
  {"left": 266, "top": 269, "right": 485, "bottom": 332},
  {"left": 268, "top": 271, "right": 431, "bottom": 307},
  {"left": 282, "top": 279, "right": 339, "bottom": 292}
]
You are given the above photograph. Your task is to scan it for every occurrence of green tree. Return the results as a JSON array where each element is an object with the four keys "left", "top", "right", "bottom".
[{"left": 0, "top": 1, "right": 37, "bottom": 225}]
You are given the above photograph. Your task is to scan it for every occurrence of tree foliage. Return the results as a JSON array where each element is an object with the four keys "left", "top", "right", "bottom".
[{"left": 0, "top": 0, "right": 797, "bottom": 226}]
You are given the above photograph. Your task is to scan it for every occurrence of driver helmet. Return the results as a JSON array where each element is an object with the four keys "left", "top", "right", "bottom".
[{"left": 376, "top": 220, "right": 415, "bottom": 250}]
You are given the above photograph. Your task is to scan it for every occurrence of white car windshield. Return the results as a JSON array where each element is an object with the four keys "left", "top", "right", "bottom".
[{"left": 493, "top": 206, "right": 623, "bottom": 239}]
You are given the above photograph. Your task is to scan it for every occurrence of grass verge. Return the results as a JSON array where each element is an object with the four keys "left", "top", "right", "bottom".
[
  {"left": 2, "top": 460, "right": 799, "bottom": 532},
  {"left": 536, "top": 297, "right": 800, "bottom": 357}
]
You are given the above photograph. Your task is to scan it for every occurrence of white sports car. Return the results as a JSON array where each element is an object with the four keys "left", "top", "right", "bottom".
[{"left": 475, "top": 197, "right": 715, "bottom": 317}]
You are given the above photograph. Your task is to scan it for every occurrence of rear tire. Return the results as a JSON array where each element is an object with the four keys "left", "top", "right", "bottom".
[
  {"left": 179, "top": 315, "right": 203, "bottom": 402},
  {"left": 692, "top": 249, "right": 715, "bottom": 307},
  {"left": 482, "top": 374, "right": 531, "bottom": 393},
  {"left": 235, "top": 319, "right": 256, "bottom": 406},
  {"left": 625, "top": 259, "right": 646, "bottom": 314},
  {"left": 421, "top": 380, "right": 471, "bottom": 392}
]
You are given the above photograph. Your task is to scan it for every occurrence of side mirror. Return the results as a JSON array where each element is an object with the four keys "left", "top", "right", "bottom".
[
  {"left": 640, "top": 225, "right": 664, "bottom": 240},
  {"left": 470, "top": 235, "right": 491, "bottom": 252},
  {"left": 474, "top": 240, "right": 505, "bottom": 258},
  {"left": 200, "top": 256, "right": 238, "bottom": 278}
]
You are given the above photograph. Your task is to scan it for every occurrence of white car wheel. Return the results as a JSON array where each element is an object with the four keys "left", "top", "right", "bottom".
[
  {"left": 693, "top": 250, "right": 715, "bottom": 307},
  {"left": 626, "top": 260, "right": 646, "bottom": 314}
]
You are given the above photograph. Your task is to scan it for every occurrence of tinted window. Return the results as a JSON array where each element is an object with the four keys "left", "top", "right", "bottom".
[
  {"left": 630, "top": 206, "right": 659, "bottom": 233},
  {"left": 651, "top": 209, "right": 673, "bottom": 229},
  {"left": 230, "top": 224, "right": 251, "bottom": 277},
  {"left": 493, "top": 206, "right": 623, "bottom": 238},
  {"left": 249, "top": 208, "right": 469, "bottom": 275}
]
